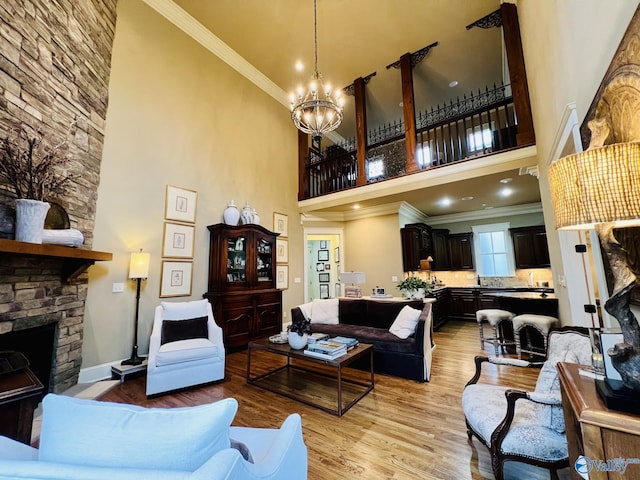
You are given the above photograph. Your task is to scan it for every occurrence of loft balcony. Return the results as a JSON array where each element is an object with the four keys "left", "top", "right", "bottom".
[{"left": 297, "top": 3, "right": 536, "bottom": 207}]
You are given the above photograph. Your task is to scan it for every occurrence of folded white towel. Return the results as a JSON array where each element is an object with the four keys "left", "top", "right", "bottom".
[{"left": 41, "top": 229, "right": 84, "bottom": 247}]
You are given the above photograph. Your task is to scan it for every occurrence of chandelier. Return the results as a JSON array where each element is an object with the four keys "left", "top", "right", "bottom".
[{"left": 290, "top": 0, "right": 343, "bottom": 139}]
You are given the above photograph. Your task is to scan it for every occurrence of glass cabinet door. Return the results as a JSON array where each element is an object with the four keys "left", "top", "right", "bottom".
[
  {"left": 256, "top": 238, "right": 273, "bottom": 282},
  {"left": 227, "top": 236, "right": 247, "bottom": 283}
]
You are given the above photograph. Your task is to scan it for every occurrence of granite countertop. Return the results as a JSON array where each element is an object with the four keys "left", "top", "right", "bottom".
[{"left": 485, "top": 291, "right": 558, "bottom": 300}]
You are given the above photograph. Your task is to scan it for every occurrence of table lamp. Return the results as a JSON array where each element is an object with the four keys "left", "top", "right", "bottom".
[
  {"left": 340, "top": 272, "right": 366, "bottom": 298},
  {"left": 548, "top": 118, "right": 640, "bottom": 409},
  {"left": 122, "top": 249, "right": 150, "bottom": 366}
]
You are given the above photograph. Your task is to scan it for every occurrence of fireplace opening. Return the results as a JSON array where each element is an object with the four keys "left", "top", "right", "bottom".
[{"left": 0, "top": 323, "right": 57, "bottom": 393}]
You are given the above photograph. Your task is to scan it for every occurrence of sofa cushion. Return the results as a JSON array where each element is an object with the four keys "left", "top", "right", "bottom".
[
  {"left": 389, "top": 305, "right": 421, "bottom": 339},
  {"left": 365, "top": 300, "right": 423, "bottom": 329},
  {"left": 161, "top": 299, "right": 209, "bottom": 320},
  {"left": 338, "top": 299, "right": 368, "bottom": 326},
  {"left": 156, "top": 338, "right": 220, "bottom": 366},
  {"left": 38, "top": 394, "right": 237, "bottom": 471},
  {"left": 311, "top": 298, "right": 339, "bottom": 324},
  {"left": 161, "top": 316, "right": 208, "bottom": 345},
  {"left": 311, "top": 324, "right": 416, "bottom": 354}
]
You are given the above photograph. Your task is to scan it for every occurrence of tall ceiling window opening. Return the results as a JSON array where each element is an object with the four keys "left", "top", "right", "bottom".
[{"left": 472, "top": 223, "right": 515, "bottom": 277}]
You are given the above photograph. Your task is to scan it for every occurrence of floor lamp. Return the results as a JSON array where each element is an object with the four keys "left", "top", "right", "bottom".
[
  {"left": 549, "top": 123, "right": 640, "bottom": 410},
  {"left": 122, "top": 250, "right": 150, "bottom": 366}
]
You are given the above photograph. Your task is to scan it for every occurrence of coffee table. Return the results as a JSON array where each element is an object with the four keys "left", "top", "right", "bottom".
[{"left": 247, "top": 339, "right": 374, "bottom": 416}]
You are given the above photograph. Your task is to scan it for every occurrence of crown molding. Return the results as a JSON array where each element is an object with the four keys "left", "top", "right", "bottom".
[
  {"left": 425, "top": 202, "right": 543, "bottom": 226},
  {"left": 141, "top": 0, "right": 345, "bottom": 144}
]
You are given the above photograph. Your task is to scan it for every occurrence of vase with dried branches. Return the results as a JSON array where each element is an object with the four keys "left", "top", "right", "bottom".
[{"left": 0, "top": 124, "right": 74, "bottom": 243}]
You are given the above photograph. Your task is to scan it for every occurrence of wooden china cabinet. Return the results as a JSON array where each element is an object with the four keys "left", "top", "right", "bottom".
[{"left": 204, "top": 224, "right": 282, "bottom": 349}]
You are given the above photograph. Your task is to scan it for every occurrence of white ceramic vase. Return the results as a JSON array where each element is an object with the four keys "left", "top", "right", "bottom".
[
  {"left": 241, "top": 202, "right": 253, "bottom": 224},
  {"left": 288, "top": 332, "right": 308, "bottom": 350},
  {"left": 252, "top": 208, "right": 260, "bottom": 225},
  {"left": 223, "top": 200, "right": 240, "bottom": 225},
  {"left": 15, "top": 199, "right": 50, "bottom": 244}
]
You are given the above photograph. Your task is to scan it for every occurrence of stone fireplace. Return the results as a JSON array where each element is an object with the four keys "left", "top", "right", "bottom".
[
  {"left": 0, "top": 2, "right": 118, "bottom": 392},
  {"left": 0, "top": 254, "right": 89, "bottom": 393}
]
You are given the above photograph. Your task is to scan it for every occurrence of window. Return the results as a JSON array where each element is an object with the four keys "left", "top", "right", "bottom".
[
  {"left": 467, "top": 124, "right": 494, "bottom": 153},
  {"left": 472, "top": 222, "right": 515, "bottom": 277},
  {"left": 366, "top": 155, "right": 385, "bottom": 180}
]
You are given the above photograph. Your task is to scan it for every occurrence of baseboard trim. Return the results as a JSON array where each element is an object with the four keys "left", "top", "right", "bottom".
[{"left": 78, "top": 361, "right": 121, "bottom": 384}]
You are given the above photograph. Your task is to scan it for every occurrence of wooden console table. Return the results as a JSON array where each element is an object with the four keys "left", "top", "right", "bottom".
[
  {"left": 0, "top": 367, "right": 44, "bottom": 445},
  {"left": 558, "top": 362, "right": 640, "bottom": 479}
]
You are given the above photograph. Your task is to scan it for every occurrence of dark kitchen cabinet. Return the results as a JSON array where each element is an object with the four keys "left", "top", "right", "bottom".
[
  {"left": 448, "top": 233, "right": 474, "bottom": 270},
  {"left": 511, "top": 226, "right": 550, "bottom": 269},
  {"left": 401, "top": 223, "right": 433, "bottom": 272},
  {"left": 431, "top": 229, "right": 451, "bottom": 271},
  {"left": 447, "top": 288, "right": 478, "bottom": 320}
]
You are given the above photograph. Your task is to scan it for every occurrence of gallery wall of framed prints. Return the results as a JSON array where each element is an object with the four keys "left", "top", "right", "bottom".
[
  {"left": 160, "top": 185, "right": 197, "bottom": 297},
  {"left": 274, "top": 212, "right": 289, "bottom": 290}
]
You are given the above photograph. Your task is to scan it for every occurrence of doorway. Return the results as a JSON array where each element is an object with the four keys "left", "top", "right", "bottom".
[{"left": 304, "top": 228, "right": 343, "bottom": 302}]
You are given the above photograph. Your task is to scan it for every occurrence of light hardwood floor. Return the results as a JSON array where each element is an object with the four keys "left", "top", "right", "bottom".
[{"left": 100, "top": 320, "right": 571, "bottom": 480}]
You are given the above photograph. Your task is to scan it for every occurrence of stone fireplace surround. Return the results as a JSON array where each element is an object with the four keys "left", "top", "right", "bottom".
[
  {"left": 0, "top": 1, "right": 118, "bottom": 392},
  {"left": 0, "top": 254, "right": 88, "bottom": 393}
]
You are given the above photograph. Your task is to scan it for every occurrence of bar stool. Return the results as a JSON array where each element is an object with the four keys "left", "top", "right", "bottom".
[
  {"left": 475, "top": 309, "right": 516, "bottom": 355},
  {"left": 512, "top": 314, "right": 560, "bottom": 359}
]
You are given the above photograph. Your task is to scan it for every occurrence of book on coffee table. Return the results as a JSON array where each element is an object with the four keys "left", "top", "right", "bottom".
[
  {"left": 303, "top": 348, "right": 347, "bottom": 360},
  {"left": 306, "top": 340, "right": 347, "bottom": 354}
]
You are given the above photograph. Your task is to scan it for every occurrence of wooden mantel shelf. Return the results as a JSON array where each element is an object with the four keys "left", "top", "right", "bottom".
[{"left": 0, "top": 238, "right": 113, "bottom": 282}]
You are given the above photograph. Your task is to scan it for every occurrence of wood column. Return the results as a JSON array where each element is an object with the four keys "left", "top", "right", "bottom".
[
  {"left": 354, "top": 77, "right": 368, "bottom": 187},
  {"left": 501, "top": 2, "right": 535, "bottom": 146},
  {"left": 297, "top": 130, "right": 309, "bottom": 201},
  {"left": 401, "top": 53, "right": 419, "bottom": 173}
]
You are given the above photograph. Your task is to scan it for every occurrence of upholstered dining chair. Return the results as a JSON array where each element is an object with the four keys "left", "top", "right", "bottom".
[
  {"left": 461, "top": 326, "right": 591, "bottom": 480},
  {"left": 146, "top": 299, "right": 225, "bottom": 396}
]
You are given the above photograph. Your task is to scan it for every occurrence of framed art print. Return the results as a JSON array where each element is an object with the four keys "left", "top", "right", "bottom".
[
  {"left": 273, "top": 212, "right": 288, "bottom": 237},
  {"left": 320, "top": 283, "right": 330, "bottom": 299},
  {"left": 276, "top": 264, "right": 289, "bottom": 289},
  {"left": 160, "top": 261, "right": 193, "bottom": 297},
  {"left": 319, "top": 272, "right": 330, "bottom": 283},
  {"left": 162, "top": 222, "right": 194, "bottom": 258},
  {"left": 318, "top": 249, "right": 329, "bottom": 262},
  {"left": 165, "top": 185, "right": 197, "bottom": 223},
  {"left": 276, "top": 238, "right": 288, "bottom": 263}
]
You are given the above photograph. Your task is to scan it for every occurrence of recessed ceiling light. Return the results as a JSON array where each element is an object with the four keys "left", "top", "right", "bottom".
[
  {"left": 439, "top": 197, "right": 452, "bottom": 207},
  {"left": 461, "top": 196, "right": 474, "bottom": 201},
  {"left": 295, "top": 61, "right": 304, "bottom": 72},
  {"left": 449, "top": 80, "right": 459, "bottom": 88},
  {"left": 500, "top": 187, "right": 513, "bottom": 197},
  {"left": 499, "top": 177, "right": 513, "bottom": 184},
  {"left": 353, "top": 204, "right": 360, "bottom": 209}
]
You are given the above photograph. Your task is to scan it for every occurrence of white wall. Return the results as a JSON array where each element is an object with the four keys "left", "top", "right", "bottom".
[
  {"left": 83, "top": 1, "right": 302, "bottom": 368},
  {"left": 518, "top": 0, "right": 640, "bottom": 324}
]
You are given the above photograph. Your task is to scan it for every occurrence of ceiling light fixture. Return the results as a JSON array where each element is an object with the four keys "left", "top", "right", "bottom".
[
  {"left": 295, "top": 60, "right": 304, "bottom": 72},
  {"left": 439, "top": 197, "right": 452, "bottom": 207},
  {"left": 500, "top": 187, "right": 513, "bottom": 197},
  {"left": 290, "top": 0, "right": 343, "bottom": 140},
  {"left": 449, "top": 80, "right": 459, "bottom": 88},
  {"left": 461, "top": 196, "right": 474, "bottom": 201},
  {"left": 499, "top": 177, "right": 513, "bottom": 184}
]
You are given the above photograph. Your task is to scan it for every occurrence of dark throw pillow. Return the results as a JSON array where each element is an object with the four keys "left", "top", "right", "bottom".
[{"left": 160, "top": 316, "right": 208, "bottom": 345}]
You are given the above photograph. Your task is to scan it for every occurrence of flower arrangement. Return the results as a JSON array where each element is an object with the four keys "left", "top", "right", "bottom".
[
  {"left": 396, "top": 276, "right": 431, "bottom": 299},
  {"left": 287, "top": 315, "right": 312, "bottom": 336},
  {"left": 0, "top": 124, "right": 74, "bottom": 201}
]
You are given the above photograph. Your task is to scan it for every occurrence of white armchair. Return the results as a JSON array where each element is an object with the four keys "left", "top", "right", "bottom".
[
  {"left": 146, "top": 299, "right": 225, "bottom": 396},
  {"left": 462, "top": 327, "right": 592, "bottom": 480}
]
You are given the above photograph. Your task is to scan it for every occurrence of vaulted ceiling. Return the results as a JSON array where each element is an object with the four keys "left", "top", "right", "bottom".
[{"left": 170, "top": 0, "right": 541, "bottom": 218}]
